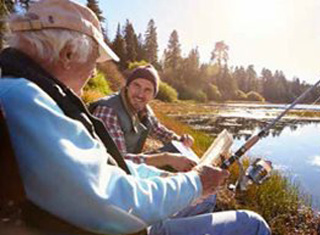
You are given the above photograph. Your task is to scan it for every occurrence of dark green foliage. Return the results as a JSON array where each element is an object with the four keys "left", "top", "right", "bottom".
[
  {"left": 247, "top": 91, "right": 265, "bottom": 102},
  {"left": 82, "top": 71, "right": 113, "bottom": 103},
  {"left": 83, "top": 71, "right": 112, "bottom": 95},
  {"left": 136, "top": 33, "right": 146, "bottom": 62},
  {"left": 103, "top": 18, "right": 320, "bottom": 104},
  {"left": 0, "top": 0, "right": 14, "bottom": 49},
  {"left": 211, "top": 40, "right": 229, "bottom": 68},
  {"left": 233, "top": 66, "right": 248, "bottom": 92},
  {"left": 177, "top": 85, "right": 207, "bottom": 102},
  {"left": 164, "top": 30, "right": 182, "bottom": 70},
  {"left": 144, "top": 19, "right": 158, "bottom": 65},
  {"left": 205, "top": 84, "right": 222, "bottom": 101},
  {"left": 97, "top": 62, "right": 125, "bottom": 92},
  {"left": 124, "top": 19, "right": 138, "bottom": 63},
  {"left": 102, "top": 22, "right": 111, "bottom": 45},
  {"left": 235, "top": 89, "right": 247, "bottom": 101},
  {"left": 128, "top": 60, "right": 149, "bottom": 70},
  {"left": 156, "top": 82, "right": 178, "bottom": 102},
  {"left": 86, "top": 0, "right": 104, "bottom": 22},
  {"left": 111, "top": 24, "right": 127, "bottom": 69},
  {"left": 217, "top": 66, "right": 238, "bottom": 101},
  {"left": 182, "top": 47, "right": 202, "bottom": 87},
  {"left": 194, "top": 90, "right": 207, "bottom": 102}
]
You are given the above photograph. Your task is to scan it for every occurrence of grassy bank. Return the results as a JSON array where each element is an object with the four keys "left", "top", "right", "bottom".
[{"left": 151, "top": 100, "right": 320, "bottom": 235}]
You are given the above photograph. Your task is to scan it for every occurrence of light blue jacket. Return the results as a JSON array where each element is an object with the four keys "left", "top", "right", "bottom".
[{"left": 0, "top": 78, "right": 202, "bottom": 235}]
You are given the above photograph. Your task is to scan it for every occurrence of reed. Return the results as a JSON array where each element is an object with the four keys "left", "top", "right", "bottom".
[{"left": 151, "top": 100, "right": 320, "bottom": 235}]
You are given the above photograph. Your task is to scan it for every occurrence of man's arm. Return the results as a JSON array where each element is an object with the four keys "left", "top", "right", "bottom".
[
  {"left": 93, "top": 105, "right": 196, "bottom": 172},
  {"left": 148, "top": 113, "right": 180, "bottom": 143},
  {"left": 0, "top": 79, "right": 203, "bottom": 234},
  {"left": 148, "top": 112, "right": 194, "bottom": 147}
]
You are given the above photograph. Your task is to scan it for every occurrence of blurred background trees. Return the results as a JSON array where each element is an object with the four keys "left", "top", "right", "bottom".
[{"left": 2, "top": 0, "right": 319, "bottom": 104}]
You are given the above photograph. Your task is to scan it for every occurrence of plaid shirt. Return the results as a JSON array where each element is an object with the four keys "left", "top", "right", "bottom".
[{"left": 93, "top": 105, "right": 180, "bottom": 164}]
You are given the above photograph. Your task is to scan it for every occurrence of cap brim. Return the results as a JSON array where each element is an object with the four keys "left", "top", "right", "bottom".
[{"left": 97, "top": 39, "right": 120, "bottom": 63}]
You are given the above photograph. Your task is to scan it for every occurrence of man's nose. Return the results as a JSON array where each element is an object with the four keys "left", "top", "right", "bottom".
[{"left": 136, "top": 91, "right": 146, "bottom": 98}]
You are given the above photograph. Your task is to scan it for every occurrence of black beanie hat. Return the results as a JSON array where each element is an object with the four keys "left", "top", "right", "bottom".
[{"left": 126, "top": 65, "right": 160, "bottom": 96}]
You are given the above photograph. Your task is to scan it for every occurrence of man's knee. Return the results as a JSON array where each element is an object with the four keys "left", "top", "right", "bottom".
[{"left": 238, "top": 210, "right": 271, "bottom": 235}]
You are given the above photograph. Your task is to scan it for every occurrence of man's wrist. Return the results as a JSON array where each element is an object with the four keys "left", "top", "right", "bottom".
[{"left": 140, "top": 155, "right": 146, "bottom": 164}]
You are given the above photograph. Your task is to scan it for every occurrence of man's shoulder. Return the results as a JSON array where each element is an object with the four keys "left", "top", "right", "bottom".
[
  {"left": 89, "top": 92, "right": 121, "bottom": 112},
  {"left": 0, "top": 77, "right": 60, "bottom": 113},
  {"left": 0, "top": 77, "right": 27, "bottom": 95},
  {"left": 0, "top": 77, "right": 43, "bottom": 100}
]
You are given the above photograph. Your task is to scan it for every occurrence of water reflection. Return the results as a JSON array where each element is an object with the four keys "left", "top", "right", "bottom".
[
  {"left": 175, "top": 114, "right": 319, "bottom": 140},
  {"left": 232, "top": 123, "right": 320, "bottom": 210},
  {"left": 172, "top": 105, "right": 320, "bottom": 209}
]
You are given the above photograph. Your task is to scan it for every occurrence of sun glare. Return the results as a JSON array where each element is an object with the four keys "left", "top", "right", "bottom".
[
  {"left": 309, "top": 155, "right": 320, "bottom": 168},
  {"left": 190, "top": 0, "right": 290, "bottom": 51},
  {"left": 228, "top": 0, "right": 288, "bottom": 37}
]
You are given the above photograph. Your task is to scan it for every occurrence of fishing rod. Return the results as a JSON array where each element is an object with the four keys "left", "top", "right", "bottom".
[{"left": 221, "top": 78, "right": 320, "bottom": 170}]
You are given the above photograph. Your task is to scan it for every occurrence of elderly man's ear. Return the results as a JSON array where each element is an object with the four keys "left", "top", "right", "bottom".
[{"left": 59, "top": 43, "right": 75, "bottom": 70}]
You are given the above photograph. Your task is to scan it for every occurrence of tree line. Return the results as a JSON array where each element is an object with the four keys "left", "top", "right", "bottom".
[
  {"left": 1, "top": 0, "right": 319, "bottom": 103},
  {"left": 107, "top": 15, "right": 320, "bottom": 103}
]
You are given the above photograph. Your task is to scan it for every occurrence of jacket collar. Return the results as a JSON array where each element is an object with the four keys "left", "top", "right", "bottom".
[{"left": 120, "top": 88, "right": 151, "bottom": 133}]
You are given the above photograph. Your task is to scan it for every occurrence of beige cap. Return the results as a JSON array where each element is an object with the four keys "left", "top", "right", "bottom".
[{"left": 9, "top": 0, "right": 119, "bottom": 63}]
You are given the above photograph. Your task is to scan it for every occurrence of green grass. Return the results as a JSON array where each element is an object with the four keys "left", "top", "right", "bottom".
[
  {"left": 151, "top": 100, "right": 320, "bottom": 235},
  {"left": 152, "top": 102, "right": 213, "bottom": 156},
  {"left": 82, "top": 71, "right": 113, "bottom": 103},
  {"left": 288, "top": 110, "right": 320, "bottom": 118}
]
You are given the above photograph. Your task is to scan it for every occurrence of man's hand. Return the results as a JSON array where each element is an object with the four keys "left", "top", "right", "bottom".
[
  {"left": 180, "top": 134, "right": 194, "bottom": 147},
  {"left": 193, "top": 165, "right": 230, "bottom": 197},
  {"left": 145, "top": 152, "right": 197, "bottom": 172}
]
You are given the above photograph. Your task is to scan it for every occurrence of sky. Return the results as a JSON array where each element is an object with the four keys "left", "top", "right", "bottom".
[{"left": 78, "top": 0, "right": 320, "bottom": 84}]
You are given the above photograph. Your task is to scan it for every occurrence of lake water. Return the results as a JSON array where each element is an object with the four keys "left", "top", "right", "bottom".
[
  {"left": 175, "top": 103, "right": 320, "bottom": 209},
  {"left": 232, "top": 123, "right": 320, "bottom": 209}
]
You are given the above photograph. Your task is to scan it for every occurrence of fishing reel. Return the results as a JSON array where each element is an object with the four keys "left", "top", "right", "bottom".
[{"left": 228, "top": 158, "right": 273, "bottom": 192}]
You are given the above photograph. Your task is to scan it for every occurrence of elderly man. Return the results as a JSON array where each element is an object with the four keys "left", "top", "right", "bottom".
[
  {"left": 0, "top": 0, "right": 271, "bottom": 235},
  {"left": 90, "top": 65, "right": 197, "bottom": 172}
]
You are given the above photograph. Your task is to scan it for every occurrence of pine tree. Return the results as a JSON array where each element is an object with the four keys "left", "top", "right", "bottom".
[
  {"left": 182, "top": 47, "right": 201, "bottom": 87},
  {"left": 217, "top": 66, "right": 237, "bottom": 100},
  {"left": 124, "top": 19, "right": 138, "bottom": 63},
  {"left": 144, "top": 19, "right": 158, "bottom": 65},
  {"left": 210, "top": 41, "right": 229, "bottom": 69},
  {"left": 86, "top": 0, "right": 110, "bottom": 46},
  {"left": 233, "top": 66, "right": 248, "bottom": 92},
  {"left": 102, "top": 21, "right": 110, "bottom": 45},
  {"left": 136, "top": 33, "right": 146, "bottom": 61},
  {"left": 246, "top": 65, "right": 258, "bottom": 92},
  {"left": 164, "top": 30, "right": 181, "bottom": 70},
  {"left": 86, "top": 0, "right": 104, "bottom": 22},
  {"left": 111, "top": 24, "right": 127, "bottom": 69},
  {"left": 261, "top": 68, "right": 272, "bottom": 101}
]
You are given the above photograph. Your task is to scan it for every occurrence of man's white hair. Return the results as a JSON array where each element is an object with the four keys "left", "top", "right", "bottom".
[{"left": 7, "top": 29, "right": 95, "bottom": 63}]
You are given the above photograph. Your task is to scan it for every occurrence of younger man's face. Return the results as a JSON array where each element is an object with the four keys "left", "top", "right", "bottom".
[{"left": 127, "top": 78, "right": 154, "bottom": 112}]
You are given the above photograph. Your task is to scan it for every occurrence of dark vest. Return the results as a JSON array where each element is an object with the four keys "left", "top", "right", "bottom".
[
  {"left": 0, "top": 48, "right": 130, "bottom": 174},
  {"left": 90, "top": 93, "right": 152, "bottom": 154}
]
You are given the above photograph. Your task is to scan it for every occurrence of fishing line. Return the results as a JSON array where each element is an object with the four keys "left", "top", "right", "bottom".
[
  {"left": 221, "top": 78, "right": 320, "bottom": 170},
  {"left": 286, "top": 94, "right": 320, "bottom": 127}
]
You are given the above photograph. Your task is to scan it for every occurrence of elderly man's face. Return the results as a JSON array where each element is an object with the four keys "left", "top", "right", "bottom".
[
  {"left": 69, "top": 44, "right": 99, "bottom": 95},
  {"left": 127, "top": 78, "right": 154, "bottom": 112}
]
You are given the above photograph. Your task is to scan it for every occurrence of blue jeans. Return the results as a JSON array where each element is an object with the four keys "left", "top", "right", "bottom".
[
  {"left": 148, "top": 210, "right": 271, "bottom": 235},
  {"left": 173, "top": 194, "right": 217, "bottom": 217}
]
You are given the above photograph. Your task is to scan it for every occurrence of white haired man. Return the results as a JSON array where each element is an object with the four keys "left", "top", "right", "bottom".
[{"left": 0, "top": 0, "right": 271, "bottom": 235}]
